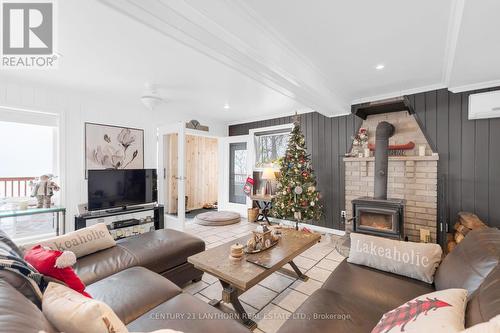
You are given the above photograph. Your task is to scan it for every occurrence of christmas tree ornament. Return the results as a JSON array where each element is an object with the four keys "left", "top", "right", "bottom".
[{"left": 294, "top": 186, "right": 303, "bottom": 195}]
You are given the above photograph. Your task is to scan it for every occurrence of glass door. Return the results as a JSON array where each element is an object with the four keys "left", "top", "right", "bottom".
[
  {"left": 219, "top": 135, "right": 250, "bottom": 216},
  {"left": 229, "top": 142, "right": 247, "bottom": 204}
]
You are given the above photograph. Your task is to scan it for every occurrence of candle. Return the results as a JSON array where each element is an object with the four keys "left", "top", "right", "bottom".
[{"left": 418, "top": 145, "right": 426, "bottom": 156}]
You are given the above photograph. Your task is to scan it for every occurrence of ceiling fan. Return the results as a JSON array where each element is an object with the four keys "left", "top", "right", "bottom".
[{"left": 140, "top": 83, "right": 167, "bottom": 110}]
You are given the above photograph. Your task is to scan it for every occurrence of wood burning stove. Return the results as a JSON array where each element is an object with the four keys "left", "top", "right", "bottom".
[
  {"left": 351, "top": 121, "right": 406, "bottom": 239},
  {"left": 352, "top": 197, "right": 405, "bottom": 239}
]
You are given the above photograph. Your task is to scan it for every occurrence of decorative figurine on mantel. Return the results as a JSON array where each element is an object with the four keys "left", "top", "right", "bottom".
[
  {"left": 345, "top": 127, "right": 369, "bottom": 157},
  {"left": 31, "top": 174, "right": 60, "bottom": 208}
]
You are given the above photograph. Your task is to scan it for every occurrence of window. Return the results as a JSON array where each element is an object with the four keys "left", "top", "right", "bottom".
[
  {"left": 254, "top": 130, "right": 290, "bottom": 168},
  {"left": 0, "top": 112, "right": 60, "bottom": 242},
  {"left": 0, "top": 121, "right": 56, "bottom": 179},
  {"left": 229, "top": 142, "right": 247, "bottom": 204}
]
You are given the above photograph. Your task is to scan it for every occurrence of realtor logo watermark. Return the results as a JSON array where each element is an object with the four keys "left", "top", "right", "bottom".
[{"left": 1, "top": 0, "right": 57, "bottom": 68}]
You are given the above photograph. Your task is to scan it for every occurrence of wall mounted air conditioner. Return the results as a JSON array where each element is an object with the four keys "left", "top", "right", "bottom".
[{"left": 468, "top": 90, "right": 500, "bottom": 120}]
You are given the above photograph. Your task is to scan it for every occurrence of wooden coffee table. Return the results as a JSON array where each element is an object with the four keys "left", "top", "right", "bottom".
[{"left": 188, "top": 228, "right": 321, "bottom": 330}]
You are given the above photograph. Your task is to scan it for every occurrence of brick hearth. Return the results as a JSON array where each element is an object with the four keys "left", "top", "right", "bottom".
[{"left": 344, "top": 155, "right": 438, "bottom": 243}]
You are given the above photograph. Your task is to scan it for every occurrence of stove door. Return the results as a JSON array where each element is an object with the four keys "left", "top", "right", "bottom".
[{"left": 354, "top": 205, "right": 401, "bottom": 238}]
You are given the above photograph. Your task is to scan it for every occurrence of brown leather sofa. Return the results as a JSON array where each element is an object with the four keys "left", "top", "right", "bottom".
[
  {"left": 0, "top": 229, "right": 252, "bottom": 333},
  {"left": 277, "top": 228, "right": 500, "bottom": 333}
]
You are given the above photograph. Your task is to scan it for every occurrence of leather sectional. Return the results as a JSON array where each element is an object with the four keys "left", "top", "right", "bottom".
[
  {"left": 1, "top": 227, "right": 498, "bottom": 332},
  {"left": 277, "top": 228, "right": 500, "bottom": 333},
  {"left": 0, "top": 229, "right": 251, "bottom": 333}
]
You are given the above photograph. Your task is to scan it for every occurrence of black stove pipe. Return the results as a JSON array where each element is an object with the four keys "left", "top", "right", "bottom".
[{"left": 374, "top": 121, "right": 395, "bottom": 200}]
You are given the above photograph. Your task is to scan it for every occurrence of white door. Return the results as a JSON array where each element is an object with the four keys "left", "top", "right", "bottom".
[
  {"left": 218, "top": 135, "right": 251, "bottom": 216},
  {"left": 158, "top": 122, "right": 186, "bottom": 230}
]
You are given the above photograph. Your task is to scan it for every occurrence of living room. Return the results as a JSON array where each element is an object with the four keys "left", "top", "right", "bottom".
[{"left": 0, "top": 1, "right": 499, "bottom": 333}]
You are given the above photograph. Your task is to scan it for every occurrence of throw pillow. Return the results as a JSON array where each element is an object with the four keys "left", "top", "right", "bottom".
[
  {"left": 34, "top": 223, "right": 116, "bottom": 258},
  {"left": 24, "top": 245, "right": 91, "bottom": 297},
  {"left": 460, "top": 314, "right": 500, "bottom": 332},
  {"left": 347, "top": 232, "right": 442, "bottom": 283},
  {"left": 372, "top": 288, "right": 467, "bottom": 333},
  {"left": 42, "top": 282, "right": 128, "bottom": 333},
  {"left": 434, "top": 228, "right": 500, "bottom": 296}
]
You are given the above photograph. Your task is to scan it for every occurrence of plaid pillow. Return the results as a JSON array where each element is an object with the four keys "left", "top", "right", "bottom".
[{"left": 372, "top": 289, "right": 467, "bottom": 333}]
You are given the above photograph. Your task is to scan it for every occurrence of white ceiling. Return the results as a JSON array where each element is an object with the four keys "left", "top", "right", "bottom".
[
  {"left": 244, "top": 0, "right": 452, "bottom": 102},
  {"left": 2, "top": 0, "right": 499, "bottom": 121},
  {"left": 449, "top": 0, "right": 500, "bottom": 90},
  {"left": 1, "top": 0, "right": 309, "bottom": 123}
]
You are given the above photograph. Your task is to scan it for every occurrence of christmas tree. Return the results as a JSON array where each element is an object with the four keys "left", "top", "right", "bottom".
[{"left": 271, "top": 117, "right": 323, "bottom": 229}]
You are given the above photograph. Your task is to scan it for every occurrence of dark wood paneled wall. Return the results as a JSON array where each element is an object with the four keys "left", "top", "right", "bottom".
[
  {"left": 229, "top": 86, "right": 500, "bottom": 231},
  {"left": 229, "top": 112, "right": 362, "bottom": 229},
  {"left": 408, "top": 87, "right": 500, "bottom": 229}
]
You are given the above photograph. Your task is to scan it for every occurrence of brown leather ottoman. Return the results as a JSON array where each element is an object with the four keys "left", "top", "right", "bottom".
[
  {"left": 87, "top": 266, "right": 182, "bottom": 324},
  {"left": 75, "top": 229, "right": 205, "bottom": 287}
]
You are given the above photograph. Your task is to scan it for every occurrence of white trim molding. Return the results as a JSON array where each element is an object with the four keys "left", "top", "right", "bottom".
[
  {"left": 225, "top": 109, "right": 312, "bottom": 126},
  {"left": 442, "top": 0, "right": 466, "bottom": 86},
  {"left": 449, "top": 79, "right": 500, "bottom": 93},
  {"left": 351, "top": 83, "right": 447, "bottom": 105}
]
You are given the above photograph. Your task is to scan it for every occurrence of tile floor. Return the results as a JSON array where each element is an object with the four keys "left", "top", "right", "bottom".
[{"left": 181, "top": 220, "right": 345, "bottom": 333}]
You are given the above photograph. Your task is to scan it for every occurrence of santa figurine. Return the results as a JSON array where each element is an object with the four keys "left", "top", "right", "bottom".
[{"left": 31, "top": 174, "right": 60, "bottom": 208}]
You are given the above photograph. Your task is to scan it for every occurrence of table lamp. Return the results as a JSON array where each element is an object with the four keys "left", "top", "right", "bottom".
[{"left": 262, "top": 168, "right": 276, "bottom": 195}]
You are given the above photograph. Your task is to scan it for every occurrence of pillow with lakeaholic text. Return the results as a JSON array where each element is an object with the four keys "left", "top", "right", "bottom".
[
  {"left": 34, "top": 223, "right": 116, "bottom": 258},
  {"left": 347, "top": 232, "right": 442, "bottom": 283},
  {"left": 372, "top": 288, "right": 467, "bottom": 333}
]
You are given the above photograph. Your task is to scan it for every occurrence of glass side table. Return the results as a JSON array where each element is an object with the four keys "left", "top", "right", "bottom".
[{"left": 0, "top": 206, "right": 66, "bottom": 236}]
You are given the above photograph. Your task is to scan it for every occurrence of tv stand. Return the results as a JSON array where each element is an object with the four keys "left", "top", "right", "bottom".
[
  {"left": 75, "top": 205, "right": 164, "bottom": 237},
  {"left": 104, "top": 205, "right": 144, "bottom": 214}
]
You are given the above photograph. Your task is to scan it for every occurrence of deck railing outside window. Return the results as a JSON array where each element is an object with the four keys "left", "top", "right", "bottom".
[{"left": 0, "top": 177, "right": 36, "bottom": 198}]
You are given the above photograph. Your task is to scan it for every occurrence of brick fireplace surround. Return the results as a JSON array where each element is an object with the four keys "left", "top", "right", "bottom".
[{"left": 344, "top": 111, "right": 439, "bottom": 243}]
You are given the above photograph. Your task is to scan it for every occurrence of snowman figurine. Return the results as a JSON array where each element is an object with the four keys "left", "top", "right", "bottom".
[{"left": 31, "top": 174, "right": 60, "bottom": 208}]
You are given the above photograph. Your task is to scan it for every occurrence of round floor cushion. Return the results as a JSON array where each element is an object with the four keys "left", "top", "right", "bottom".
[{"left": 195, "top": 211, "right": 241, "bottom": 226}]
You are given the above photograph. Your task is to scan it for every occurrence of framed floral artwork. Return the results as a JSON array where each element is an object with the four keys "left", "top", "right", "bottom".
[{"left": 85, "top": 122, "right": 144, "bottom": 177}]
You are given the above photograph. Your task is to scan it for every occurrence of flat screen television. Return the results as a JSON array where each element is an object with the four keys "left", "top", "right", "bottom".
[{"left": 87, "top": 169, "right": 157, "bottom": 211}]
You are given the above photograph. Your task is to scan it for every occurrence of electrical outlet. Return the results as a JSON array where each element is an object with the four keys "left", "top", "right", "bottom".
[
  {"left": 420, "top": 229, "right": 431, "bottom": 243},
  {"left": 341, "top": 210, "right": 346, "bottom": 218}
]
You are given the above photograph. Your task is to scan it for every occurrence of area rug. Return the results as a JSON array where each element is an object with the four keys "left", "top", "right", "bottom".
[{"left": 195, "top": 211, "right": 241, "bottom": 226}]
